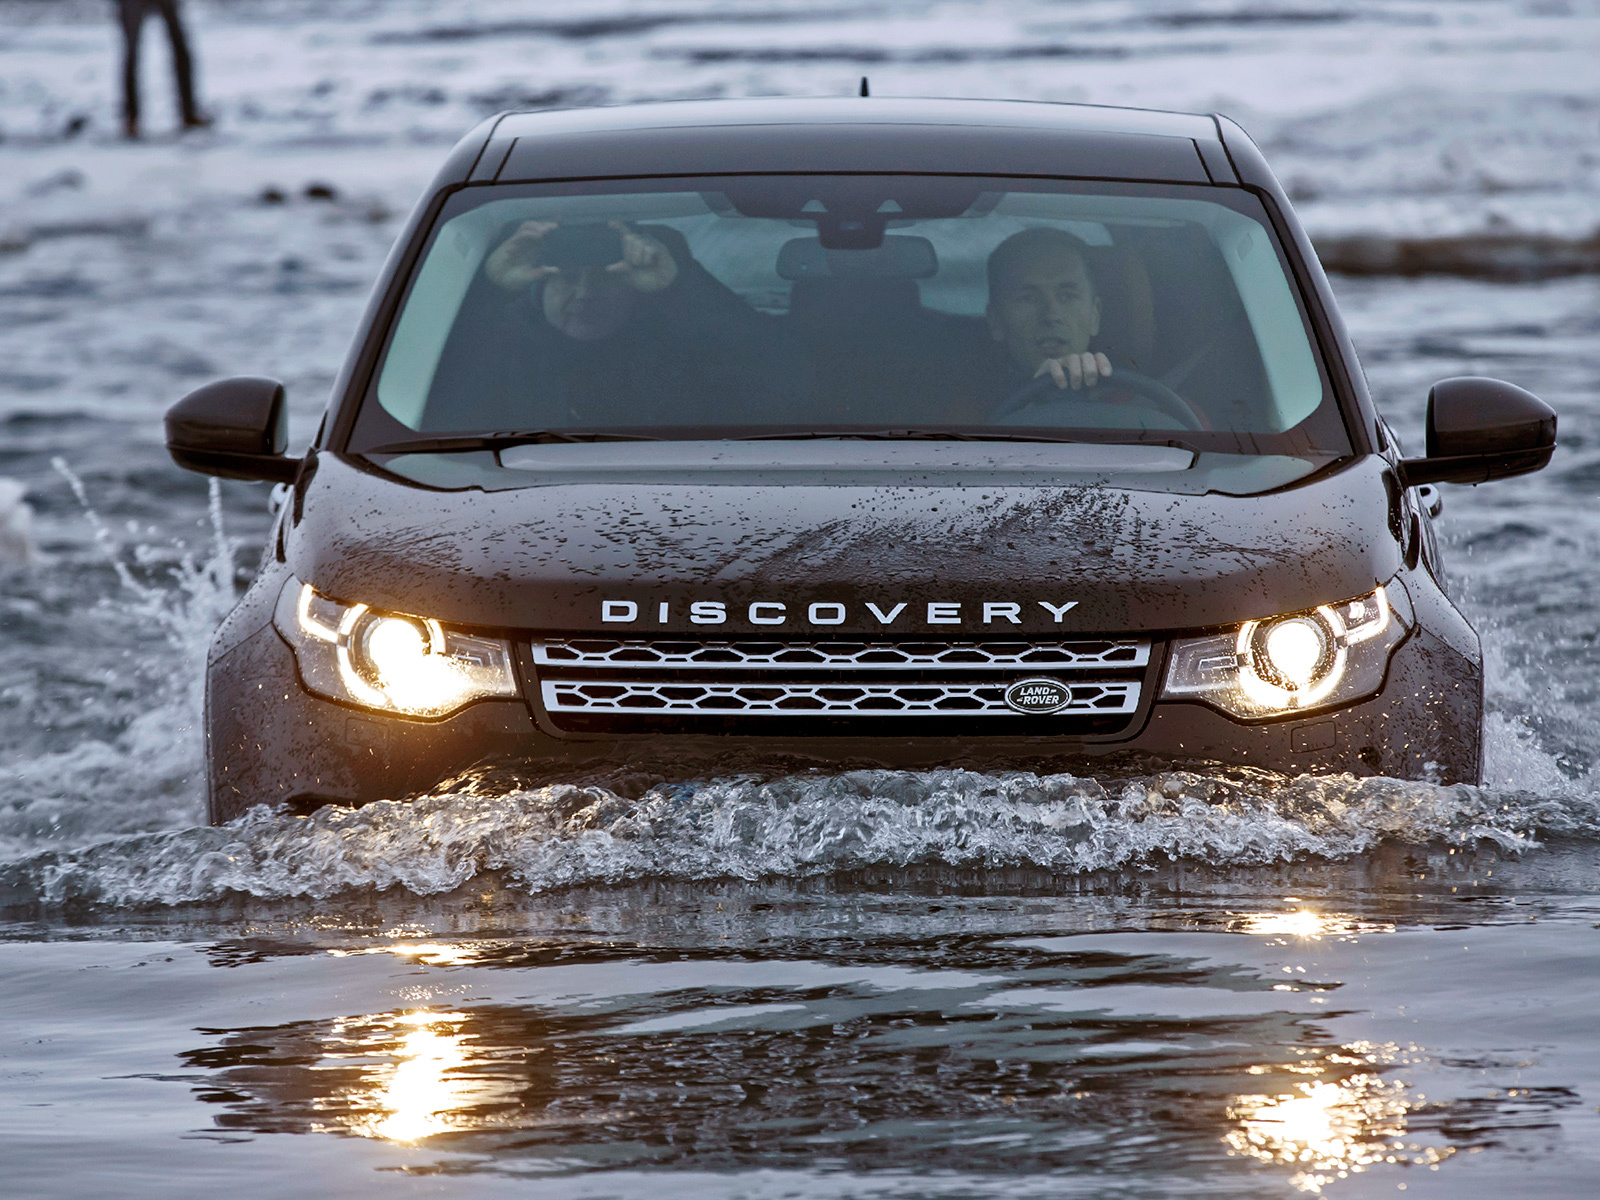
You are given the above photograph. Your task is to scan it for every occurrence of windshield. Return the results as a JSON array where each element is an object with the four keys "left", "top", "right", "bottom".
[{"left": 352, "top": 175, "right": 1350, "bottom": 457}]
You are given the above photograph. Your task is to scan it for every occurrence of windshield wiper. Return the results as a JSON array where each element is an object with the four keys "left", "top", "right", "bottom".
[
  {"left": 739, "top": 428, "right": 1099, "bottom": 445},
  {"left": 365, "top": 427, "right": 1202, "bottom": 454},
  {"left": 362, "top": 430, "right": 663, "bottom": 455}
]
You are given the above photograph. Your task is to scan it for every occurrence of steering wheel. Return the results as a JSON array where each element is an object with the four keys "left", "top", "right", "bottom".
[{"left": 994, "top": 368, "right": 1206, "bottom": 431}]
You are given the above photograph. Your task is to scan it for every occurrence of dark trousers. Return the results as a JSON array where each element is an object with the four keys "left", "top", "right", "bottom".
[{"left": 118, "top": 0, "right": 201, "bottom": 128}]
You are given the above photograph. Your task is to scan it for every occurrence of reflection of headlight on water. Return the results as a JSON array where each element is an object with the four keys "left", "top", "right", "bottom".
[
  {"left": 1239, "top": 909, "right": 1396, "bottom": 941},
  {"left": 1243, "top": 909, "right": 1329, "bottom": 939},
  {"left": 1225, "top": 1071, "right": 1454, "bottom": 1193},
  {"left": 1163, "top": 584, "right": 1408, "bottom": 720},
  {"left": 273, "top": 577, "right": 518, "bottom": 717},
  {"left": 359, "top": 1013, "right": 474, "bottom": 1144},
  {"left": 329, "top": 1010, "right": 525, "bottom": 1144}
]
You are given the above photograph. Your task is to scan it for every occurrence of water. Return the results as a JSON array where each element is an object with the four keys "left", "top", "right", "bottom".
[{"left": 2, "top": 1, "right": 1599, "bottom": 1195}]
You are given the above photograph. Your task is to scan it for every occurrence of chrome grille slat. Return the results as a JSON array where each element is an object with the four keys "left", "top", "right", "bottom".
[
  {"left": 540, "top": 679, "right": 1140, "bottom": 716},
  {"left": 532, "top": 638, "right": 1149, "bottom": 671}
]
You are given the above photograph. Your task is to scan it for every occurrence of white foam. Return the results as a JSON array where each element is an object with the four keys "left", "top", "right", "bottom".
[
  {"left": 0, "top": 478, "right": 38, "bottom": 564},
  {"left": 0, "top": 466, "right": 237, "bottom": 857},
  {"left": 4, "top": 765, "right": 1595, "bottom": 910}
]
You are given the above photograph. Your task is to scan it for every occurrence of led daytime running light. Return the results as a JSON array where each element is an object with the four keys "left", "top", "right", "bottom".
[
  {"left": 334, "top": 602, "right": 388, "bottom": 709},
  {"left": 297, "top": 583, "right": 340, "bottom": 643}
]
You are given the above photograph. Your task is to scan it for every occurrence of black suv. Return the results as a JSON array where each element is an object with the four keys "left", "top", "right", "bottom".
[{"left": 166, "top": 98, "right": 1556, "bottom": 822}]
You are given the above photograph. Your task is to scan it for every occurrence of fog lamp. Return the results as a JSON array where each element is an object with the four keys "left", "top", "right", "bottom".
[
  {"left": 1161, "top": 584, "right": 1406, "bottom": 720},
  {"left": 274, "top": 577, "right": 518, "bottom": 717}
]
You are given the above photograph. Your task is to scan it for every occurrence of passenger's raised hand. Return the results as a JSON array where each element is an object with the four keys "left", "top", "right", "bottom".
[
  {"left": 484, "top": 220, "right": 560, "bottom": 290},
  {"left": 1035, "top": 352, "right": 1112, "bottom": 390},
  {"left": 604, "top": 221, "right": 678, "bottom": 293}
]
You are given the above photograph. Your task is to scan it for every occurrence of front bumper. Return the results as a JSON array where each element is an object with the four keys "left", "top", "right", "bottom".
[{"left": 206, "top": 608, "right": 1482, "bottom": 823}]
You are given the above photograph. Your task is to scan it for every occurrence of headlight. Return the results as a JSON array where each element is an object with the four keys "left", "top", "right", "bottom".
[
  {"left": 1161, "top": 585, "right": 1407, "bottom": 720},
  {"left": 272, "top": 577, "right": 518, "bottom": 717}
]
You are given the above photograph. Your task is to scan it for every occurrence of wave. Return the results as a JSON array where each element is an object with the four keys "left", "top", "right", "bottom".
[
  {"left": 367, "top": 8, "right": 866, "bottom": 46},
  {"left": 3, "top": 765, "right": 1596, "bottom": 911},
  {"left": 1314, "top": 230, "right": 1600, "bottom": 281}
]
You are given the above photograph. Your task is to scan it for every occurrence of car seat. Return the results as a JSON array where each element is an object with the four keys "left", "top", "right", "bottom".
[
  {"left": 786, "top": 275, "right": 995, "bottom": 425},
  {"left": 1086, "top": 244, "right": 1156, "bottom": 376}
]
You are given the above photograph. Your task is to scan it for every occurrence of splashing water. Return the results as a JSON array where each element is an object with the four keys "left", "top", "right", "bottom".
[
  {"left": 4, "top": 765, "right": 1598, "bottom": 911},
  {"left": 0, "top": 463, "right": 242, "bottom": 856},
  {"left": 48, "top": 457, "right": 242, "bottom": 663},
  {"left": 0, "top": 478, "right": 38, "bottom": 565}
]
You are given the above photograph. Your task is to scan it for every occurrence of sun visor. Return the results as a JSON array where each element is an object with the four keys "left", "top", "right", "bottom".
[{"left": 493, "top": 126, "right": 1212, "bottom": 184}]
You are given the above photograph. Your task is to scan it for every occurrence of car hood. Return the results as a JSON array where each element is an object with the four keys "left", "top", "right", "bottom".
[{"left": 287, "top": 446, "right": 1401, "bottom": 635}]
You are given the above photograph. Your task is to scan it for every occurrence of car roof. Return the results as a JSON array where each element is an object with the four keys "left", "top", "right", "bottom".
[
  {"left": 468, "top": 97, "right": 1238, "bottom": 186},
  {"left": 490, "top": 97, "right": 1221, "bottom": 141}
]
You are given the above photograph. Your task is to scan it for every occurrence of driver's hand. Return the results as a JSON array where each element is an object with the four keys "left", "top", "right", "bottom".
[
  {"left": 604, "top": 221, "right": 678, "bottom": 293},
  {"left": 1035, "top": 352, "right": 1112, "bottom": 390},
  {"left": 484, "top": 220, "right": 560, "bottom": 290}
]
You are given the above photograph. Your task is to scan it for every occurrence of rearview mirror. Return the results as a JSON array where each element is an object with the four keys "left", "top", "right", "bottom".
[
  {"left": 777, "top": 235, "right": 939, "bottom": 280},
  {"left": 1397, "top": 376, "right": 1555, "bottom": 488},
  {"left": 165, "top": 377, "right": 302, "bottom": 483}
]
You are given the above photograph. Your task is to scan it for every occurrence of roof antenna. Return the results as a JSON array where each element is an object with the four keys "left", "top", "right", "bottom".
[{"left": 859, "top": 76, "right": 870, "bottom": 97}]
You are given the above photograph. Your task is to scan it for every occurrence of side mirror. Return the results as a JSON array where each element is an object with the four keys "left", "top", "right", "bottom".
[
  {"left": 1397, "top": 376, "right": 1556, "bottom": 488},
  {"left": 165, "top": 377, "right": 302, "bottom": 483}
]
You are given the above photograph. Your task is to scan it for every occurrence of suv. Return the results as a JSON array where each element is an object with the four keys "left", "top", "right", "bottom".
[{"left": 166, "top": 98, "right": 1556, "bottom": 823}]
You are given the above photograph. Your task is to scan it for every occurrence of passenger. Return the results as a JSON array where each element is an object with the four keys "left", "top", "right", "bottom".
[
  {"left": 484, "top": 219, "right": 679, "bottom": 342},
  {"left": 427, "top": 219, "right": 806, "bottom": 430},
  {"left": 984, "top": 227, "right": 1114, "bottom": 399}
]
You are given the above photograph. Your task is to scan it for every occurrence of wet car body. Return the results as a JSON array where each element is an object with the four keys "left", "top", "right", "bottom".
[{"left": 170, "top": 98, "right": 1556, "bottom": 822}]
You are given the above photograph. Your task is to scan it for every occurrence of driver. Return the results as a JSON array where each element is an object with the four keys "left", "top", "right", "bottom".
[
  {"left": 427, "top": 219, "right": 806, "bottom": 429},
  {"left": 984, "top": 226, "right": 1113, "bottom": 396}
]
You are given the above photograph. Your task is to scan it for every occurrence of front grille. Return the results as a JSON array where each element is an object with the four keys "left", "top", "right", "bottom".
[
  {"left": 541, "top": 678, "right": 1140, "bottom": 716},
  {"left": 527, "top": 637, "right": 1152, "bottom": 736}
]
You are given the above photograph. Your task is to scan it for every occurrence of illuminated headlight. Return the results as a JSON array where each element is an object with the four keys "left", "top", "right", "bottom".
[
  {"left": 1161, "top": 585, "right": 1408, "bottom": 720},
  {"left": 272, "top": 577, "right": 518, "bottom": 717}
]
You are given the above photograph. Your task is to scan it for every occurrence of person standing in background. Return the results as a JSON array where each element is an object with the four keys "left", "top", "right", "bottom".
[{"left": 117, "top": 0, "right": 210, "bottom": 138}]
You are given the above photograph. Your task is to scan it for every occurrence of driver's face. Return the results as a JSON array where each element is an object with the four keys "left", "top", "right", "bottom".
[
  {"left": 986, "top": 246, "right": 1102, "bottom": 374},
  {"left": 541, "top": 266, "right": 638, "bottom": 341}
]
